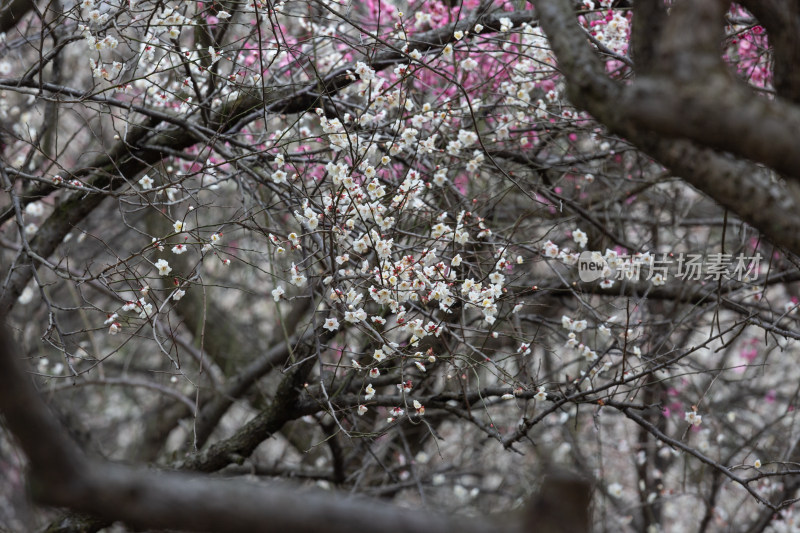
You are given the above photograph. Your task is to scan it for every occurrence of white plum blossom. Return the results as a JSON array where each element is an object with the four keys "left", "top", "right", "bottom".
[
  {"left": 271, "top": 286, "right": 285, "bottom": 301},
  {"left": 413, "top": 400, "right": 425, "bottom": 415},
  {"left": 685, "top": 410, "right": 702, "bottom": 427},
  {"left": 272, "top": 170, "right": 288, "bottom": 184},
  {"left": 154, "top": 259, "right": 172, "bottom": 276},
  {"left": 290, "top": 263, "right": 307, "bottom": 286},
  {"left": 345, "top": 308, "right": 367, "bottom": 323},
  {"left": 534, "top": 386, "right": 547, "bottom": 401},
  {"left": 457, "top": 129, "right": 478, "bottom": 147},
  {"left": 561, "top": 316, "right": 588, "bottom": 332},
  {"left": 573, "top": 228, "right": 588, "bottom": 249},
  {"left": 354, "top": 61, "right": 375, "bottom": 81},
  {"left": 138, "top": 174, "right": 154, "bottom": 190},
  {"left": 608, "top": 483, "right": 623, "bottom": 498}
]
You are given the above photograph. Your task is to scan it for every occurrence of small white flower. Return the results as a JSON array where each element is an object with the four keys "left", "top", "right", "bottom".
[
  {"left": 173, "top": 220, "right": 184, "bottom": 233},
  {"left": 290, "top": 263, "right": 307, "bottom": 286},
  {"left": 462, "top": 57, "right": 478, "bottom": 71},
  {"left": 573, "top": 228, "right": 588, "bottom": 249},
  {"left": 582, "top": 346, "right": 598, "bottom": 361},
  {"left": 354, "top": 61, "right": 375, "bottom": 81},
  {"left": 534, "top": 386, "right": 547, "bottom": 401},
  {"left": 271, "top": 286, "right": 285, "bottom": 301},
  {"left": 754, "top": 459, "right": 762, "bottom": 469},
  {"left": 108, "top": 322, "right": 121, "bottom": 335},
  {"left": 171, "top": 244, "right": 187, "bottom": 255},
  {"left": 24, "top": 202, "right": 44, "bottom": 217},
  {"left": 685, "top": 410, "right": 702, "bottom": 427},
  {"left": 599, "top": 279, "right": 615, "bottom": 289},
  {"left": 373, "top": 348, "right": 386, "bottom": 362},
  {"left": 365, "top": 383, "right": 376, "bottom": 400},
  {"left": 357, "top": 404, "right": 368, "bottom": 416},
  {"left": 501, "top": 393, "right": 514, "bottom": 400},
  {"left": 138, "top": 301, "right": 153, "bottom": 319},
  {"left": 208, "top": 46, "right": 223, "bottom": 63},
  {"left": 272, "top": 170, "right": 287, "bottom": 184},
  {"left": 172, "top": 289, "right": 186, "bottom": 301},
  {"left": 138, "top": 174, "right": 154, "bottom": 190},
  {"left": 608, "top": 483, "right": 623, "bottom": 498},
  {"left": 323, "top": 317, "right": 340, "bottom": 331},
  {"left": 216, "top": 10, "right": 231, "bottom": 19},
  {"left": 154, "top": 259, "right": 172, "bottom": 276}
]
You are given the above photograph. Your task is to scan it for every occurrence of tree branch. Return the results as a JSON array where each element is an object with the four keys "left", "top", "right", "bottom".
[
  {"left": 0, "top": 322, "right": 507, "bottom": 533},
  {"left": 532, "top": 0, "right": 800, "bottom": 256}
]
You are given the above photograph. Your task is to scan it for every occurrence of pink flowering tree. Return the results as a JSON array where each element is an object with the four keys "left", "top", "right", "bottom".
[{"left": 2, "top": 0, "right": 800, "bottom": 531}]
